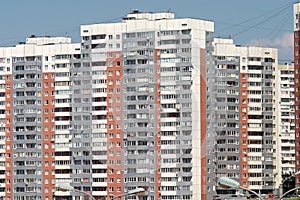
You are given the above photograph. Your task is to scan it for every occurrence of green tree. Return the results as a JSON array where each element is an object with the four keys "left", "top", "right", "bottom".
[{"left": 282, "top": 171, "right": 296, "bottom": 194}]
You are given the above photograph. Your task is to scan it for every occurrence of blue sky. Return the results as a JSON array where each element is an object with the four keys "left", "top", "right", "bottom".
[{"left": 0, "top": 0, "right": 295, "bottom": 62}]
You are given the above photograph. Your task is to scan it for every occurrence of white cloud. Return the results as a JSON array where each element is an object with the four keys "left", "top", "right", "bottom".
[
  {"left": 247, "top": 32, "right": 293, "bottom": 62},
  {"left": 248, "top": 32, "right": 293, "bottom": 48}
]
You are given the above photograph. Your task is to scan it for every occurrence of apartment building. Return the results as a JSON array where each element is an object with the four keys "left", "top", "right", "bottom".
[
  {"left": 207, "top": 38, "right": 278, "bottom": 198},
  {"left": 75, "top": 11, "right": 213, "bottom": 200},
  {"left": 0, "top": 9, "right": 288, "bottom": 200},
  {"left": 294, "top": 2, "right": 300, "bottom": 186},
  {"left": 0, "top": 36, "right": 81, "bottom": 200},
  {"left": 274, "top": 63, "right": 295, "bottom": 195},
  {"left": 0, "top": 11, "right": 214, "bottom": 200}
]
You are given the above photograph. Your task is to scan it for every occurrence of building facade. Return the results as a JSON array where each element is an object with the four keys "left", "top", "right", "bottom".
[
  {"left": 0, "top": 9, "right": 290, "bottom": 200},
  {"left": 274, "top": 63, "right": 295, "bottom": 195},
  {"left": 0, "top": 36, "right": 81, "bottom": 200},
  {"left": 0, "top": 11, "right": 214, "bottom": 200},
  {"left": 294, "top": 2, "right": 300, "bottom": 186},
  {"left": 75, "top": 11, "right": 213, "bottom": 200},
  {"left": 207, "top": 38, "right": 278, "bottom": 198}
]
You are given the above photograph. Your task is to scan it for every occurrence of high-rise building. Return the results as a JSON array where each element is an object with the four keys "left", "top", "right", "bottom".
[
  {"left": 294, "top": 2, "right": 300, "bottom": 186},
  {"left": 0, "top": 9, "right": 288, "bottom": 200},
  {"left": 274, "top": 63, "right": 295, "bottom": 195},
  {"left": 208, "top": 38, "right": 278, "bottom": 198},
  {"left": 0, "top": 36, "right": 81, "bottom": 200},
  {"left": 0, "top": 11, "right": 214, "bottom": 200},
  {"left": 76, "top": 10, "right": 214, "bottom": 200}
]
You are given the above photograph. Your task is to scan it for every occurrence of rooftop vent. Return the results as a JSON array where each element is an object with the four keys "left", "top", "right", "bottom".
[{"left": 131, "top": 9, "right": 140, "bottom": 14}]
